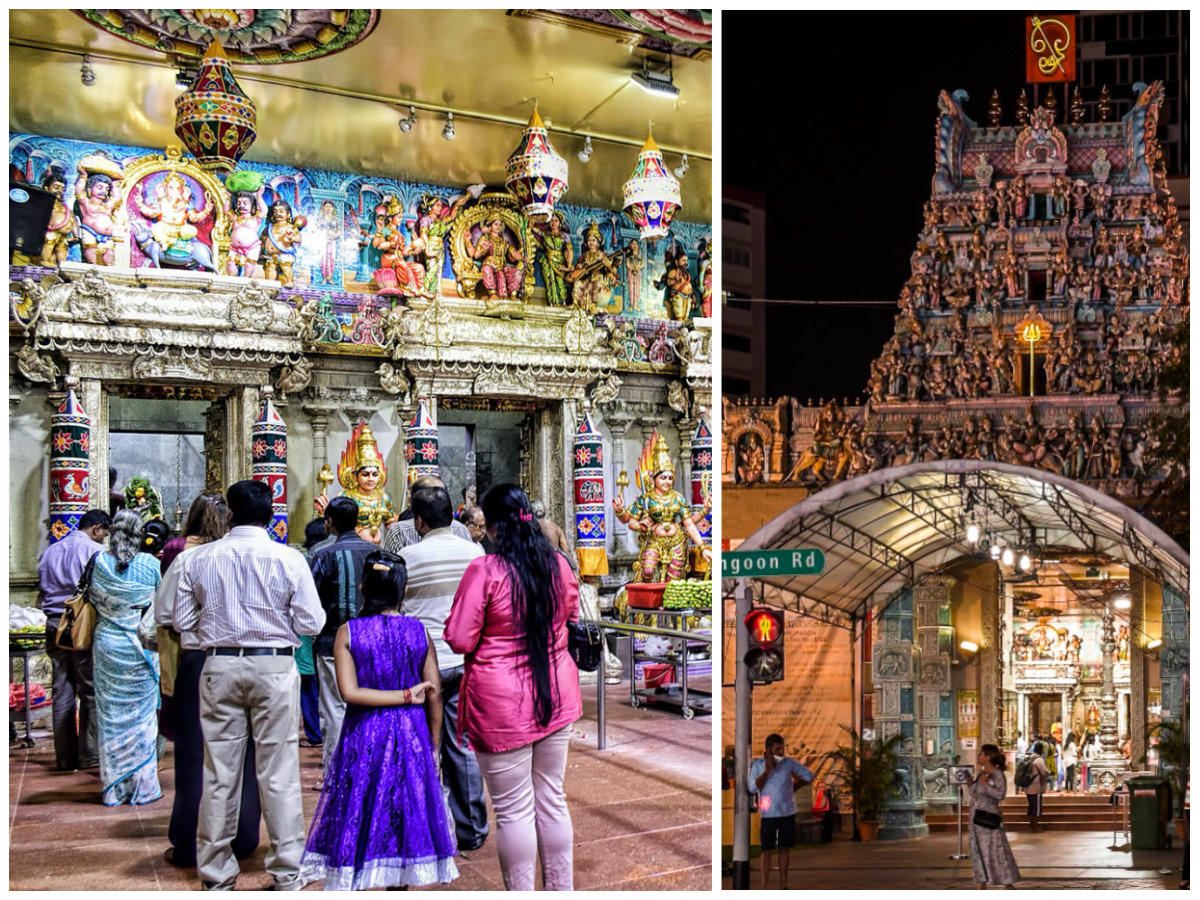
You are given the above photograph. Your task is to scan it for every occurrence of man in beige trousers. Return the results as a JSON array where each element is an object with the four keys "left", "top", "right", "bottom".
[{"left": 175, "top": 480, "right": 325, "bottom": 890}]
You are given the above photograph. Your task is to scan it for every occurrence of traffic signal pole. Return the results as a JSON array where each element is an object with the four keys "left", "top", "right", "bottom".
[{"left": 732, "top": 578, "right": 752, "bottom": 890}]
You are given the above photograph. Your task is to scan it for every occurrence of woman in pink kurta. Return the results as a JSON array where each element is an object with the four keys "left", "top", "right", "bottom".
[{"left": 445, "top": 484, "right": 581, "bottom": 891}]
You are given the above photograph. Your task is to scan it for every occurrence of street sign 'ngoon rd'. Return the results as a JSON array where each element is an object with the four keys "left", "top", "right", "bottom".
[{"left": 722, "top": 549, "right": 826, "bottom": 578}]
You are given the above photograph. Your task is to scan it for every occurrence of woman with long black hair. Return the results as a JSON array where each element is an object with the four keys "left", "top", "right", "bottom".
[{"left": 445, "top": 483, "right": 581, "bottom": 891}]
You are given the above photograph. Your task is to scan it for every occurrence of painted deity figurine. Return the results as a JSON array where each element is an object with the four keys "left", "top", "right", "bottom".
[
  {"left": 623, "top": 238, "right": 645, "bottom": 315},
  {"left": 568, "top": 223, "right": 617, "bottom": 313},
  {"left": 657, "top": 248, "right": 696, "bottom": 320},
  {"left": 135, "top": 171, "right": 213, "bottom": 251},
  {"left": 226, "top": 188, "right": 267, "bottom": 277},
  {"left": 412, "top": 187, "right": 478, "bottom": 297},
  {"left": 532, "top": 212, "right": 574, "bottom": 306},
  {"left": 314, "top": 200, "right": 342, "bottom": 284},
  {"left": 124, "top": 477, "right": 164, "bottom": 524},
  {"left": 74, "top": 163, "right": 124, "bottom": 266},
  {"left": 470, "top": 216, "right": 524, "bottom": 301},
  {"left": 38, "top": 168, "right": 77, "bottom": 267},
  {"left": 375, "top": 198, "right": 428, "bottom": 297},
  {"left": 315, "top": 422, "right": 397, "bottom": 544},
  {"left": 259, "top": 198, "right": 306, "bottom": 287},
  {"left": 612, "top": 431, "right": 711, "bottom": 583},
  {"left": 698, "top": 238, "right": 713, "bottom": 317}
]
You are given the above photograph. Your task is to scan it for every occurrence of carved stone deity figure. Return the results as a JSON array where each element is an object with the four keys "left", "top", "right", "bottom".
[
  {"left": 37, "top": 168, "right": 77, "bottom": 267},
  {"left": 735, "top": 432, "right": 765, "bottom": 484},
  {"left": 315, "top": 422, "right": 397, "bottom": 544},
  {"left": 975, "top": 153, "right": 994, "bottom": 188},
  {"left": 532, "top": 212, "right": 574, "bottom": 307},
  {"left": 74, "top": 163, "right": 124, "bottom": 266},
  {"left": 612, "top": 431, "right": 710, "bottom": 583},
  {"left": 259, "top": 199, "right": 306, "bottom": 287},
  {"left": 470, "top": 215, "right": 524, "bottom": 301}
]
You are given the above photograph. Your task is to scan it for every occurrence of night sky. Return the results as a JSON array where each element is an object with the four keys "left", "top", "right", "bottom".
[{"left": 724, "top": 12, "right": 1077, "bottom": 400}]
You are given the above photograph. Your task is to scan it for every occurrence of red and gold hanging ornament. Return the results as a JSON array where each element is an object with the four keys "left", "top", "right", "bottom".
[
  {"left": 174, "top": 39, "right": 257, "bottom": 172},
  {"left": 505, "top": 108, "right": 570, "bottom": 221},
  {"left": 622, "top": 130, "right": 681, "bottom": 241}
]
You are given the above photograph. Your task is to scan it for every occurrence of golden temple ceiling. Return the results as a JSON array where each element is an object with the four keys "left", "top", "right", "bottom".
[{"left": 8, "top": 9, "right": 712, "bottom": 222}]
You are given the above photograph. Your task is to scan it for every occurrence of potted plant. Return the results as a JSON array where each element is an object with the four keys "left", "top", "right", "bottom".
[
  {"left": 1146, "top": 715, "right": 1189, "bottom": 840},
  {"left": 823, "top": 725, "right": 904, "bottom": 842}
]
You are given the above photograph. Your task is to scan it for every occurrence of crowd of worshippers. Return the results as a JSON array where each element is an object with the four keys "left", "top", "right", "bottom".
[{"left": 36, "top": 474, "right": 585, "bottom": 891}]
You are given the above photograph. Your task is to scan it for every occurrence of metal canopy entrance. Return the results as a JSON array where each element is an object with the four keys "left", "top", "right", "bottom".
[{"left": 732, "top": 460, "right": 1190, "bottom": 622}]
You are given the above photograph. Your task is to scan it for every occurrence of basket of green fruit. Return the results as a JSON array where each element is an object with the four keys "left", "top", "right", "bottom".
[{"left": 662, "top": 580, "right": 713, "bottom": 610}]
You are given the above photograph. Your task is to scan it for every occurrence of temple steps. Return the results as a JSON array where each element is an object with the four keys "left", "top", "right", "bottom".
[{"left": 926, "top": 793, "right": 1122, "bottom": 832}]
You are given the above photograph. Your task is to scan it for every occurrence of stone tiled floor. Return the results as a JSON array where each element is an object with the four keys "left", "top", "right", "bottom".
[
  {"left": 10, "top": 680, "right": 713, "bottom": 891},
  {"left": 721, "top": 829, "right": 1185, "bottom": 890}
]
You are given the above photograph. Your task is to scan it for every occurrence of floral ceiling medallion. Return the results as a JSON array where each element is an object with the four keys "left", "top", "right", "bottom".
[{"left": 73, "top": 9, "right": 379, "bottom": 65}]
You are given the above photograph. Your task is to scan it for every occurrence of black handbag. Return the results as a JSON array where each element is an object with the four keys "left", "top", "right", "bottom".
[
  {"left": 972, "top": 809, "right": 1003, "bottom": 830},
  {"left": 567, "top": 618, "right": 603, "bottom": 672}
]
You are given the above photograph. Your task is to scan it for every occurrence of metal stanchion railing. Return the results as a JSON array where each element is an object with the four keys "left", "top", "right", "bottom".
[
  {"left": 949, "top": 783, "right": 969, "bottom": 859},
  {"left": 590, "top": 619, "right": 712, "bottom": 751}
]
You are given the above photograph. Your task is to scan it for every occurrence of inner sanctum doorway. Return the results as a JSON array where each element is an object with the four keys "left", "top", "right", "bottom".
[
  {"left": 435, "top": 402, "right": 534, "bottom": 510},
  {"left": 106, "top": 389, "right": 218, "bottom": 528}
]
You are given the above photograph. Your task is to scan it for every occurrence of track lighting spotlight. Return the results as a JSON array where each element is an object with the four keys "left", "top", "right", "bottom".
[
  {"left": 175, "top": 65, "right": 198, "bottom": 89},
  {"left": 399, "top": 106, "right": 417, "bottom": 132},
  {"left": 673, "top": 154, "right": 689, "bottom": 179},
  {"left": 442, "top": 112, "right": 455, "bottom": 141},
  {"left": 80, "top": 54, "right": 96, "bottom": 87},
  {"left": 578, "top": 136, "right": 593, "bottom": 163}
]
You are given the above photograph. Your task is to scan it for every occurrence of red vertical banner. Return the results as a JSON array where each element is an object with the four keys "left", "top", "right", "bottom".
[{"left": 1026, "top": 15, "right": 1076, "bottom": 83}]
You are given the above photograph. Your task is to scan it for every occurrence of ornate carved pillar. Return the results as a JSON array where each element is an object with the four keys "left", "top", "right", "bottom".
[
  {"left": 203, "top": 402, "right": 226, "bottom": 492},
  {"left": 302, "top": 401, "right": 339, "bottom": 473},
  {"left": 1090, "top": 608, "right": 1127, "bottom": 791},
  {"left": 1129, "top": 567, "right": 1147, "bottom": 761},
  {"left": 76, "top": 377, "right": 109, "bottom": 515},
  {"left": 916, "top": 574, "right": 956, "bottom": 810},
  {"left": 604, "top": 413, "right": 634, "bottom": 551},
  {"left": 674, "top": 415, "right": 696, "bottom": 494},
  {"left": 874, "top": 587, "right": 928, "bottom": 840},
  {"left": 980, "top": 563, "right": 1001, "bottom": 748},
  {"left": 224, "top": 385, "right": 260, "bottom": 486}
]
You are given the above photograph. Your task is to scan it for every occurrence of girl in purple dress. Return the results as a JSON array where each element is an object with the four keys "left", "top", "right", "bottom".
[{"left": 302, "top": 550, "right": 458, "bottom": 890}]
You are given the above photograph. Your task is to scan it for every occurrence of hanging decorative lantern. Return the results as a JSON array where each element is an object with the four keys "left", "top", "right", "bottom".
[
  {"left": 622, "top": 130, "right": 682, "bottom": 240},
  {"left": 689, "top": 414, "right": 712, "bottom": 549},
  {"left": 573, "top": 408, "right": 609, "bottom": 576},
  {"left": 49, "top": 389, "right": 91, "bottom": 543},
  {"left": 505, "top": 108, "right": 570, "bottom": 221},
  {"left": 251, "top": 396, "right": 288, "bottom": 543},
  {"left": 174, "top": 39, "right": 257, "bottom": 171},
  {"left": 404, "top": 399, "right": 440, "bottom": 488}
]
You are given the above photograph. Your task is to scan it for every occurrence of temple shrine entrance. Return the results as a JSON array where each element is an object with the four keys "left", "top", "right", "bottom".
[
  {"left": 728, "top": 460, "right": 1189, "bottom": 842},
  {"left": 435, "top": 403, "right": 537, "bottom": 510},
  {"left": 107, "top": 393, "right": 213, "bottom": 527}
]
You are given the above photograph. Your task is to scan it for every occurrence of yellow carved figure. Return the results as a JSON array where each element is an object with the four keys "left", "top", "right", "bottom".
[{"left": 315, "top": 423, "right": 396, "bottom": 544}]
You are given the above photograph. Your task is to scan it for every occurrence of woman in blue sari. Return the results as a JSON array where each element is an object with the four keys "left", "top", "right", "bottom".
[{"left": 92, "top": 509, "right": 163, "bottom": 805}]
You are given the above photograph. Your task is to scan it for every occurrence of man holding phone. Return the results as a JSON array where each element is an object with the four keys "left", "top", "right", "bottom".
[{"left": 748, "top": 733, "right": 816, "bottom": 889}]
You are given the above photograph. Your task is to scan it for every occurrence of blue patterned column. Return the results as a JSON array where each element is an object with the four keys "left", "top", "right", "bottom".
[
  {"left": 915, "top": 574, "right": 957, "bottom": 812},
  {"left": 873, "top": 586, "right": 928, "bottom": 839},
  {"left": 49, "top": 389, "right": 90, "bottom": 542},
  {"left": 572, "top": 407, "right": 608, "bottom": 576},
  {"left": 690, "top": 415, "right": 713, "bottom": 547},
  {"left": 251, "top": 396, "right": 288, "bottom": 543}
]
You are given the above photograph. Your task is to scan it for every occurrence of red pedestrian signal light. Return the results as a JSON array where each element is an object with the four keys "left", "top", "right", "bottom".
[{"left": 743, "top": 608, "right": 784, "bottom": 683}]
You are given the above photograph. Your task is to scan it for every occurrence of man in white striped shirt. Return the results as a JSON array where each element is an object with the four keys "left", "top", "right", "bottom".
[
  {"left": 399, "top": 485, "right": 488, "bottom": 850},
  {"left": 175, "top": 480, "right": 324, "bottom": 891}
]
